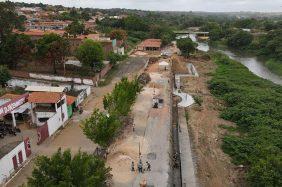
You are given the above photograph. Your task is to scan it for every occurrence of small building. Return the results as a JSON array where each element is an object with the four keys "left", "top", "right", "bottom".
[
  {"left": 0, "top": 138, "right": 31, "bottom": 185},
  {"left": 0, "top": 93, "right": 30, "bottom": 128},
  {"left": 66, "top": 96, "right": 76, "bottom": 118},
  {"left": 137, "top": 39, "right": 162, "bottom": 51},
  {"left": 28, "top": 91, "right": 68, "bottom": 144}
]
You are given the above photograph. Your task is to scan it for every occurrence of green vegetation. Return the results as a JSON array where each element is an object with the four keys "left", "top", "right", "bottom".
[
  {"left": 27, "top": 148, "right": 111, "bottom": 186},
  {"left": 65, "top": 20, "right": 85, "bottom": 37},
  {"left": 0, "top": 65, "right": 11, "bottom": 87},
  {"left": 177, "top": 38, "right": 196, "bottom": 57},
  {"left": 103, "top": 77, "right": 141, "bottom": 116},
  {"left": 97, "top": 15, "right": 175, "bottom": 47},
  {"left": 227, "top": 30, "right": 253, "bottom": 48},
  {"left": 0, "top": 33, "right": 33, "bottom": 69},
  {"left": 75, "top": 39, "right": 104, "bottom": 71},
  {"left": 83, "top": 109, "right": 121, "bottom": 147},
  {"left": 109, "top": 29, "right": 127, "bottom": 41},
  {"left": 209, "top": 53, "right": 282, "bottom": 186},
  {"left": 36, "top": 33, "right": 70, "bottom": 74},
  {"left": 58, "top": 8, "right": 91, "bottom": 21},
  {"left": 265, "top": 59, "right": 282, "bottom": 77},
  {"left": 83, "top": 77, "right": 141, "bottom": 147},
  {"left": 192, "top": 95, "right": 203, "bottom": 106},
  {"left": 107, "top": 52, "right": 126, "bottom": 65}
]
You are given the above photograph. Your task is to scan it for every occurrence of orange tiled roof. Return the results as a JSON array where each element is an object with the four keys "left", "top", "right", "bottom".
[
  {"left": 13, "top": 29, "right": 65, "bottom": 36},
  {"left": 0, "top": 94, "right": 21, "bottom": 100},
  {"left": 66, "top": 96, "right": 76, "bottom": 105},
  {"left": 138, "top": 39, "right": 161, "bottom": 48},
  {"left": 28, "top": 92, "right": 62, "bottom": 104}
]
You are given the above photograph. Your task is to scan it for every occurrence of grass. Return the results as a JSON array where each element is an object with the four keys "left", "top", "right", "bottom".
[
  {"left": 209, "top": 52, "right": 282, "bottom": 186},
  {"left": 265, "top": 59, "right": 282, "bottom": 77}
]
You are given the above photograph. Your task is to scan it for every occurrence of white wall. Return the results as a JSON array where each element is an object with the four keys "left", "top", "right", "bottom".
[
  {"left": 0, "top": 141, "right": 27, "bottom": 184},
  {"left": 29, "top": 73, "right": 94, "bottom": 86},
  {"left": 47, "top": 95, "right": 68, "bottom": 136}
]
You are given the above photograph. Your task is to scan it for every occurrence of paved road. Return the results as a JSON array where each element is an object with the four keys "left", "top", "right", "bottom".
[{"left": 5, "top": 56, "right": 147, "bottom": 187}]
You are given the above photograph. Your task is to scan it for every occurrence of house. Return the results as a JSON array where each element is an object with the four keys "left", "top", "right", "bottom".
[
  {"left": 13, "top": 29, "right": 65, "bottom": 41},
  {"left": 137, "top": 39, "right": 162, "bottom": 51},
  {"left": 0, "top": 93, "right": 30, "bottom": 128},
  {"left": 0, "top": 138, "right": 31, "bottom": 185},
  {"left": 25, "top": 21, "right": 71, "bottom": 30},
  {"left": 28, "top": 90, "right": 68, "bottom": 144}
]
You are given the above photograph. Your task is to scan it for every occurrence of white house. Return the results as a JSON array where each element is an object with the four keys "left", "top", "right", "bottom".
[{"left": 0, "top": 139, "right": 31, "bottom": 184}]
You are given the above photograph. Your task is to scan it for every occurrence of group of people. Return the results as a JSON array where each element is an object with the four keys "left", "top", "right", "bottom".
[{"left": 131, "top": 159, "right": 151, "bottom": 173}]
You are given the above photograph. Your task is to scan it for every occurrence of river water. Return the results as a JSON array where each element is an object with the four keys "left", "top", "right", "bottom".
[{"left": 184, "top": 34, "right": 282, "bottom": 85}]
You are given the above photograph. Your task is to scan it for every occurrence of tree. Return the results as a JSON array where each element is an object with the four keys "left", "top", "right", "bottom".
[
  {"left": 177, "top": 38, "right": 196, "bottom": 57},
  {"left": 108, "top": 52, "right": 123, "bottom": 65},
  {"left": 0, "top": 65, "right": 11, "bottom": 87},
  {"left": 123, "top": 15, "right": 149, "bottom": 31},
  {"left": 65, "top": 20, "right": 85, "bottom": 37},
  {"left": 82, "top": 109, "right": 121, "bottom": 148},
  {"left": 75, "top": 39, "right": 104, "bottom": 71},
  {"left": 0, "top": 1, "right": 24, "bottom": 42},
  {"left": 109, "top": 29, "right": 127, "bottom": 41},
  {"left": 0, "top": 33, "right": 33, "bottom": 68},
  {"left": 36, "top": 33, "right": 69, "bottom": 74},
  {"left": 227, "top": 30, "right": 253, "bottom": 48},
  {"left": 27, "top": 148, "right": 112, "bottom": 187}
]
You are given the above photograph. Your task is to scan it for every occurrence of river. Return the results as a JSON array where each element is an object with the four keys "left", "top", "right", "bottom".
[{"left": 185, "top": 34, "right": 282, "bottom": 85}]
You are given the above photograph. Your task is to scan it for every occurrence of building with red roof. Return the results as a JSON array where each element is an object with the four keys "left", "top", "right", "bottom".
[{"left": 137, "top": 39, "right": 162, "bottom": 51}]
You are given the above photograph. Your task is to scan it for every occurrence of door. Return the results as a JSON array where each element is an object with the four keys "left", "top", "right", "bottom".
[
  {"left": 12, "top": 155, "right": 18, "bottom": 170},
  {"left": 18, "top": 151, "right": 23, "bottom": 164}
]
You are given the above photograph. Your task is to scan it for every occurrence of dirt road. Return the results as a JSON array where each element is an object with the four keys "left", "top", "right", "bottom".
[
  {"left": 5, "top": 56, "right": 147, "bottom": 187},
  {"left": 181, "top": 55, "right": 238, "bottom": 187},
  {"left": 107, "top": 62, "right": 172, "bottom": 186}
]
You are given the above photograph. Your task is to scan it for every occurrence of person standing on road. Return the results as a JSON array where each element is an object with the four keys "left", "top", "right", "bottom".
[
  {"left": 146, "top": 161, "right": 151, "bottom": 171},
  {"left": 131, "top": 161, "right": 135, "bottom": 171},
  {"left": 132, "top": 123, "right": 135, "bottom": 132},
  {"left": 138, "top": 159, "right": 143, "bottom": 173}
]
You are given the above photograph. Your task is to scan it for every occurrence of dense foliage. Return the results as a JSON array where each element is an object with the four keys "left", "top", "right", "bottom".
[
  {"left": 177, "top": 38, "right": 196, "bottom": 57},
  {"left": 209, "top": 53, "right": 282, "bottom": 186},
  {"left": 0, "top": 33, "right": 33, "bottom": 69},
  {"left": 27, "top": 148, "right": 111, "bottom": 187},
  {"left": 83, "top": 109, "right": 121, "bottom": 147},
  {"left": 83, "top": 78, "right": 141, "bottom": 147},
  {"left": 36, "top": 33, "right": 70, "bottom": 74},
  {"left": 65, "top": 20, "right": 85, "bottom": 36},
  {"left": 75, "top": 39, "right": 104, "bottom": 71},
  {"left": 103, "top": 77, "right": 141, "bottom": 116},
  {"left": 0, "top": 65, "right": 11, "bottom": 87},
  {"left": 227, "top": 30, "right": 253, "bottom": 48}
]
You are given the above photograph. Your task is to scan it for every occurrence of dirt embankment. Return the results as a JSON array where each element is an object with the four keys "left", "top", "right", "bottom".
[{"left": 180, "top": 55, "right": 242, "bottom": 187}]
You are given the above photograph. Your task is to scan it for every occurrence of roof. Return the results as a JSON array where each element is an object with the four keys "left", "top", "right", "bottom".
[
  {"left": 25, "top": 86, "right": 66, "bottom": 93},
  {"left": 0, "top": 93, "right": 21, "bottom": 100},
  {"left": 13, "top": 29, "right": 65, "bottom": 37},
  {"left": 66, "top": 96, "right": 76, "bottom": 105},
  {"left": 28, "top": 92, "right": 62, "bottom": 104},
  {"left": 138, "top": 39, "right": 162, "bottom": 48},
  {"left": 159, "top": 61, "right": 169, "bottom": 66},
  {"left": 0, "top": 141, "right": 22, "bottom": 159}
]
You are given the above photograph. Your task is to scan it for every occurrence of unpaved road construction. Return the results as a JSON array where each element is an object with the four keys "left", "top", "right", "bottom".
[
  {"left": 107, "top": 61, "right": 172, "bottom": 186},
  {"left": 180, "top": 54, "right": 240, "bottom": 186}
]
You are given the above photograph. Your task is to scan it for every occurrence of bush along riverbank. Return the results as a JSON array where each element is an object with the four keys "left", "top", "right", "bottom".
[{"left": 209, "top": 52, "right": 282, "bottom": 186}]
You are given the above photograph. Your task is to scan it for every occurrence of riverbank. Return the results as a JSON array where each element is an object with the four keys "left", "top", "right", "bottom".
[
  {"left": 209, "top": 52, "right": 282, "bottom": 186},
  {"left": 210, "top": 41, "right": 282, "bottom": 77}
]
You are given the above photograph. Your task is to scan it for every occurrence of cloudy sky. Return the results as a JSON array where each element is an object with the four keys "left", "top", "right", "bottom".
[{"left": 10, "top": 0, "right": 282, "bottom": 12}]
